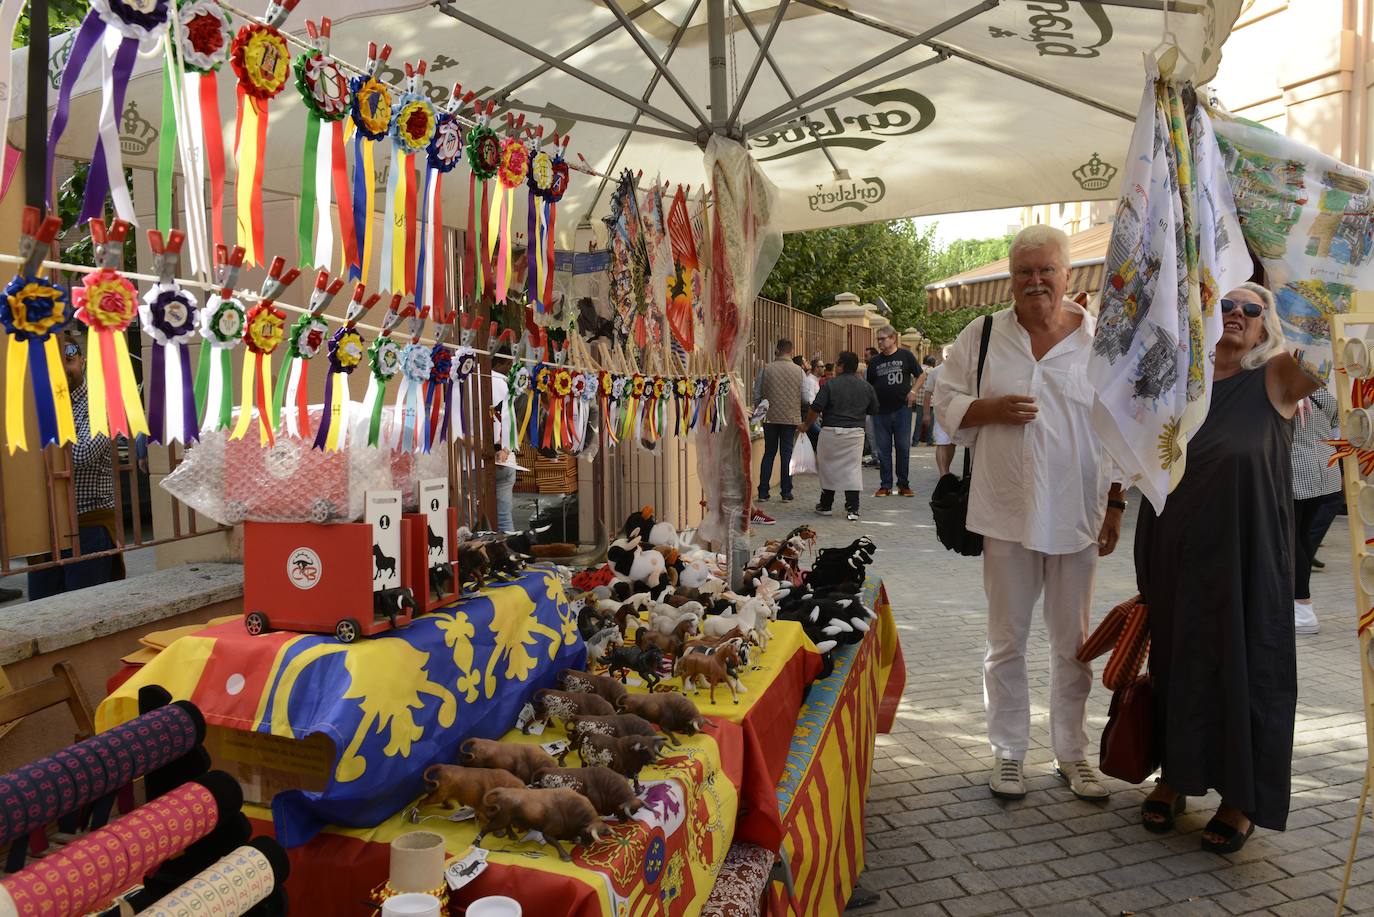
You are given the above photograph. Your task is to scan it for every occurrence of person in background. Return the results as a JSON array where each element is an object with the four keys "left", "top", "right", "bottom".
[
  {"left": 798, "top": 351, "right": 877, "bottom": 522},
  {"left": 933, "top": 224, "right": 1122, "bottom": 803},
  {"left": 914, "top": 354, "right": 938, "bottom": 445},
  {"left": 799, "top": 357, "right": 821, "bottom": 453},
  {"left": 752, "top": 338, "right": 806, "bottom": 503},
  {"left": 490, "top": 351, "right": 516, "bottom": 533},
  {"left": 1135, "top": 282, "right": 1319, "bottom": 852},
  {"left": 923, "top": 357, "right": 956, "bottom": 478},
  {"left": 866, "top": 325, "right": 922, "bottom": 497},
  {"left": 1291, "top": 388, "right": 1341, "bottom": 635},
  {"left": 861, "top": 347, "right": 880, "bottom": 466},
  {"left": 26, "top": 329, "right": 125, "bottom": 600}
]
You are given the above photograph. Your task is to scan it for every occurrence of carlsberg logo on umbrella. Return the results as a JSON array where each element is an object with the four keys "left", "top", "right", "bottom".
[
  {"left": 987, "top": 0, "right": 1115, "bottom": 59},
  {"left": 749, "top": 89, "right": 935, "bottom": 162},
  {"left": 808, "top": 177, "right": 886, "bottom": 214}
]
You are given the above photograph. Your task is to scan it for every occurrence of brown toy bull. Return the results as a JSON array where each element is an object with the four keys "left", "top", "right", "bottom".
[
  {"left": 532, "top": 766, "right": 644, "bottom": 820},
  {"left": 674, "top": 652, "right": 740, "bottom": 705},
  {"left": 558, "top": 668, "right": 628, "bottom": 708},
  {"left": 576, "top": 732, "right": 667, "bottom": 793},
  {"left": 474, "top": 787, "right": 610, "bottom": 861},
  {"left": 564, "top": 714, "right": 659, "bottom": 759},
  {"left": 616, "top": 693, "right": 713, "bottom": 746},
  {"left": 525, "top": 689, "right": 615, "bottom": 733},
  {"left": 459, "top": 738, "right": 557, "bottom": 784},
  {"left": 416, "top": 764, "right": 525, "bottom": 812}
]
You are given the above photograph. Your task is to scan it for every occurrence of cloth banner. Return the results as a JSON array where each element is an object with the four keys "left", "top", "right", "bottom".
[
  {"left": 97, "top": 566, "right": 585, "bottom": 846},
  {"left": 1087, "top": 66, "right": 1250, "bottom": 513},
  {"left": 1210, "top": 110, "right": 1374, "bottom": 381}
]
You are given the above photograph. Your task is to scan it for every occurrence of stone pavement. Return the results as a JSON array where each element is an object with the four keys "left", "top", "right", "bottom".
[{"left": 754, "top": 445, "right": 1373, "bottom": 916}]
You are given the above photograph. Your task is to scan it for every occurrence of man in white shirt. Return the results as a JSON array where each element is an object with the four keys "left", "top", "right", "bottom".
[{"left": 933, "top": 225, "right": 1125, "bottom": 802}]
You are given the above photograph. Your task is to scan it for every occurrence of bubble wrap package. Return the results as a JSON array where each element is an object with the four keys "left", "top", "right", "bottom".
[{"left": 161, "top": 407, "right": 450, "bottom": 525}]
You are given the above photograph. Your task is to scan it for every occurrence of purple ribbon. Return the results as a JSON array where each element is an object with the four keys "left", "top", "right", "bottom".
[
  {"left": 148, "top": 344, "right": 166, "bottom": 443},
  {"left": 312, "top": 369, "right": 335, "bottom": 451},
  {"left": 526, "top": 186, "right": 537, "bottom": 306},
  {"left": 180, "top": 342, "right": 199, "bottom": 443},
  {"left": 46, "top": 13, "right": 104, "bottom": 210},
  {"left": 79, "top": 35, "right": 139, "bottom": 224},
  {"left": 440, "top": 379, "right": 454, "bottom": 442}
]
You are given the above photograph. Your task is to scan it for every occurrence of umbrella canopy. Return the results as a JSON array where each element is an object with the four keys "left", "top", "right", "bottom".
[{"left": 6, "top": 0, "right": 1239, "bottom": 250}]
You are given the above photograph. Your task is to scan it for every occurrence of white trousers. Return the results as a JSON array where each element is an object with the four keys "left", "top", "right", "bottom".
[{"left": 982, "top": 536, "right": 1097, "bottom": 762}]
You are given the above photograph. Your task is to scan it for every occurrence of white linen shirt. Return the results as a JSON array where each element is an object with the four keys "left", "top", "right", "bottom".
[{"left": 932, "top": 302, "right": 1109, "bottom": 555}]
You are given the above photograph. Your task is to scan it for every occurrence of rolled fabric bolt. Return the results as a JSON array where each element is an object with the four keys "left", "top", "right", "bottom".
[
  {"left": 139, "top": 837, "right": 288, "bottom": 917},
  {"left": 0, "top": 701, "right": 206, "bottom": 849},
  {"left": 0, "top": 772, "right": 239, "bottom": 917}
]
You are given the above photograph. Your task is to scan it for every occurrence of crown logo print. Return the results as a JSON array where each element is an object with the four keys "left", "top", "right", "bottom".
[
  {"left": 120, "top": 101, "right": 158, "bottom": 157},
  {"left": 1074, "top": 152, "right": 1117, "bottom": 191},
  {"left": 48, "top": 33, "right": 74, "bottom": 90}
]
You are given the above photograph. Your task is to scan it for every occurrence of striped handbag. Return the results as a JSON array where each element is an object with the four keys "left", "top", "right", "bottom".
[{"left": 1076, "top": 595, "right": 1150, "bottom": 691}]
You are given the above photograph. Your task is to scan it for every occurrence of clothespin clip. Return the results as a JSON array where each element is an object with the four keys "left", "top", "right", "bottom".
[
  {"left": 263, "top": 0, "right": 301, "bottom": 29},
  {"left": 258, "top": 256, "right": 301, "bottom": 307},
  {"left": 362, "top": 42, "right": 392, "bottom": 79},
  {"left": 304, "top": 18, "right": 332, "bottom": 54},
  {"left": 89, "top": 219, "right": 131, "bottom": 270},
  {"left": 343, "top": 282, "right": 382, "bottom": 327},
  {"left": 550, "top": 341, "right": 568, "bottom": 366},
  {"left": 459, "top": 313, "right": 480, "bottom": 348},
  {"left": 146, "top": 229, "right": 186, "bottom": 286},
  {"left": 407, "top": 302, "right": 430, "bottom": 343},
  {"left": 212, "top": 245, "right": 247, "bottom": 298},
  {"left": 434, "top": 321, "right": 454, "bottom": 346},
  {"left": 18, "top": 206, "right": 63, "bottom": 277},
  {"left": 444, "top": 84, "right": 473, "bottom": 116},
  {"left": 306, "top": 269, "right": 346, "bottom": 317},
  {"left": 379, "top": 293, "right": 406, "bottom": 336}
]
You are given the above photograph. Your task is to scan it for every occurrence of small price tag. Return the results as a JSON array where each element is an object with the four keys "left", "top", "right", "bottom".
[
  {"left": 444, "top": 848, "right": 489, "bottom": 891},
  {"left": 515, "top": 703, "right": 546, "bottom": 736},
  {"left": 540, "top": 739, "right": 569, "bottom": 757},
  {"left": 446, "top": 806, "right": 476, "bottom": 822}
]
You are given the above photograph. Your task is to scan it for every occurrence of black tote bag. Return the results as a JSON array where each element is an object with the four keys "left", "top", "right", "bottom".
[{"left": 929, "top": 315, "right": 993, "bottom": 557}]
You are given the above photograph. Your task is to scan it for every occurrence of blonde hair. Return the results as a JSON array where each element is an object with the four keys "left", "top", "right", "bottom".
[
  {"left": 1233, "top": 282, "right": 1285, "bottom": 370},
  {"left": 1010, "top": 225, "right": 1071, "bottom": 267}
]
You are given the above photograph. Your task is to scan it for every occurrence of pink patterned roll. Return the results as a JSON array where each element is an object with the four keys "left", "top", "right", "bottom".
[
  {"left": 0, "top": 775, "right": 235, "bottom": 917},
  {"left": 140, "top": 839, "right": 285, "bottom": 917}
]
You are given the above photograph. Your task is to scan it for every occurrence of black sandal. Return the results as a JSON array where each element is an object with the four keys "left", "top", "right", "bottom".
[
  {"left": 1140, "top": 794, "right": 1185, "bottom": 833},
  {"left": 1201, "top": 816, "right": 1255, "bottom": 853}
]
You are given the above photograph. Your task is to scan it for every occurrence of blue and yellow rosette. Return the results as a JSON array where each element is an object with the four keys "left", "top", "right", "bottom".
[{"left": 2, "top": 275, "right": 75, "bottom": 453}]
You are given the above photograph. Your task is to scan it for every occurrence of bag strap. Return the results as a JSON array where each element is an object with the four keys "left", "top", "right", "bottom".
[{"left": 962, "top": 315, "right": 994, "bottom": 480}]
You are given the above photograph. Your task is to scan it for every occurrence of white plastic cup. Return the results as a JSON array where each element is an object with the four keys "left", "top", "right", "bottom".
[
  {"left": 466, "top": 896, "right": 523, "bottom": 917},
  {"left": 1350, "top": 408, "right": 1374, "bottom": 451},
  {"left": 381, "top": 893, "right": 442, "bottom": 917},
  {"left": 1345, "top": 338, "right": 1372, "bottom": 378}
]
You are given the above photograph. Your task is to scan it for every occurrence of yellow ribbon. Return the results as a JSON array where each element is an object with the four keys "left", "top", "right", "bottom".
[
  {"left": 325, "top": 380, "right": 345, "bottom": 452},
  {"left": 5, "top": 337, "right": 27, "bottom": 453},
  {"left": 86, "top": 333, "right": 109, "bottom": 438},
  {"left": 47, "top": 338, "right": 76, "bottom": 445},
  {"left": 236, "top": 98, "right": 262, "bottom": 266},
  {"left": 516, "top": 390, "right": 533, "bottom": 448},
  {"left": 391, "top": 145, "right": 406, "bottom": 293},
  {"left": 229, "top": 351, "right": 274, "bottom": 442},
  {"left": 112, "top": 333, "right": 149, "bottom": 437},
  {"left": 361, "top": 132, "right": 376, "bottom": 286}
]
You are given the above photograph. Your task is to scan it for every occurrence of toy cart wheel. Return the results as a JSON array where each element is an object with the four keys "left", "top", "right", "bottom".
[
  {"left": 335, "top": 618, "right": 361, "bottom": 644},
  {"left": 245, "top": 612, "right": 269, "bottom": 636}
]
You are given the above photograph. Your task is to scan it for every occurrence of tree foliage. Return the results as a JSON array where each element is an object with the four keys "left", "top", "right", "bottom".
[
  {"left": 15, "top": 0, "right": 88, "bottom": 46},
  {"left": 761, "top": 222, "right": 1013, "bottom": 346}
]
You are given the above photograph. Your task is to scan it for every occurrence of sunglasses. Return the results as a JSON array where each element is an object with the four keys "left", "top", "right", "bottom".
[
  {"left": 1220, "top": 298, "right": 1263, "bottom": 318},
  {"left": 62, "top": 343, "right": 81, "bottom": 358}
]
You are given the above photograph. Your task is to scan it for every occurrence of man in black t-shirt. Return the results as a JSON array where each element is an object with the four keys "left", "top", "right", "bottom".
[{"left": 865, "top": 325, "right": 922, "bottom": 497}]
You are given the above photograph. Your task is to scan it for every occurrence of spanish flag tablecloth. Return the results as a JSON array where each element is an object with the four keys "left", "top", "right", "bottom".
[{"left": 96, "top": 565, "right": 587, "bottom": 846}]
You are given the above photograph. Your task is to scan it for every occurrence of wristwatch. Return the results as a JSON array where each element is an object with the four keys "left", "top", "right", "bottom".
[{"left": 1107, "top": 499, "right": 1128, "bottom": 511}]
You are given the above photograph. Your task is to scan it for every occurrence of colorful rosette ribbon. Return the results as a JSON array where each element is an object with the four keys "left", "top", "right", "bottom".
[
  {"left": 599, "top": 371, "right": 620, "bottom": 446},
  {"left": 138, "top": 232, "right": 199, "bottom": 445},
  {"left": 488, "top": 133, "right": 530, "bottom": 305},
  {"left": 47, "top": 0, "right": 171, "bottom": 225},
  {"left": 229, "top": 256, "right": 299, "bottom": 444},
  {"left": 294, "top": 19, "right": 352, "bottom": 271},
  {"left": 174, "top": 2, "right": 233, "bottom": 254},
  {"left": 275, "top": 312, "right": 328, "bottom": 438},
  {"left": 2, "top": 268, "right": 75, "bottom": 453},
  {"left": 363, "top": 335, "right": 402, "bottom": 446},
  {"left": 229, "top": 2, "right": 297, "bottom": 265},
  {"left": 74, "top": 267, "right": 148, "bottom": 440},
  {"left": 395, "top": 342, "right": 434, "bottom": 452},
  {"left": 448, "top": 346, "right": 478, "bottom": 441},
  {"left": 508, "top": 361, "right": 533, "bottom": 449},
  {"left": 569, "top": 371, "right": 595, "bottom": 453},
  {"left": 314, "top": 326, "right": 364, "bottom": 451},
  {"left": 380, "top": 62, "right": 437, "bottom": 305},
  {"left": 464, "top": 103, "right": 501, "bottom": 304},
  {"left": 526, "top": 134, "right": 569, "bottom": 316},
  {"left": 423, "top": 343, "right": 453, "bottom": 450},
  {"left": 690, "top": 377, "right": 709, "bottom": 430},
  {"left": 543, "top": 366, "right": 573, "bottom": 451},
  {"left": 348, "top": 43, "right": 394, "bottom": 283},
  {"left": 195, "top": 293, "right": 245, "bottom": 432}
]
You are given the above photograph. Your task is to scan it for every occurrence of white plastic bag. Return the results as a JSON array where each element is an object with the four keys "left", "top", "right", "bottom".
[{"left": 791, "top": 431, "right": 817, "bottom": 475}]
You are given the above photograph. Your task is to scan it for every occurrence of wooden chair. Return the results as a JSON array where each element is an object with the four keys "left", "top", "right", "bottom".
[{"left": 0, "top": 660, "right": 97, "bottom": 743}]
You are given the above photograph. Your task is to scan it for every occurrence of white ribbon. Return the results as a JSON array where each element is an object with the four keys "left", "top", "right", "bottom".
[
  {"left": 282, "top": 359, "right": 305, "bottom": 437},
  {"left": 96, "top": 28, "right": 137, "bottom": 223},
  {"left": 379, "top": 145, "right": 401, "bottom": 293},
  {"left": 313, "top": 126, "right": 333, "bottom": 268}
]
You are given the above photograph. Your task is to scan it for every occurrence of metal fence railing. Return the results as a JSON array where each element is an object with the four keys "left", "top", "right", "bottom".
[{"left": 746, "top": 296, "right": 860, "bottom": 402}]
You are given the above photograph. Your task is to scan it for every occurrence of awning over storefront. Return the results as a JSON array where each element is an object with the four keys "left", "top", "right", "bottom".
[{"left": 924, "top": 222, "right": 1113, "bottom": 313}]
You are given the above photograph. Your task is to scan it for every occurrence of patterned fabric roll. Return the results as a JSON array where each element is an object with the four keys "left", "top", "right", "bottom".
[
  {"left": 0, "top": 701, "right": 204, "bottom": 849},
  {"left": 0, "top": 772, "right": 237, "bottom": 917},
  {"left": 140, "top": 838, "right": 287, "bottom": 917}
]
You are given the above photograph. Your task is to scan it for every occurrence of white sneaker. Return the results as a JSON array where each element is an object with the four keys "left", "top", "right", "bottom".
[
  {"left": 1295, "top": 601, "right": 1320, "bottom": 635},
  {"left": 989, "top": 756, "right": 1026, "bottom": 799},
  {"left": 1056, "top": 759, "right": 1109, "bottom": 800}
]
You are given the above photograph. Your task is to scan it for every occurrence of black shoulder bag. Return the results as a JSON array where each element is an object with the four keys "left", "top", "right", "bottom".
[{"left": 929, "top": 315, "right": 993, "bottom": 556}]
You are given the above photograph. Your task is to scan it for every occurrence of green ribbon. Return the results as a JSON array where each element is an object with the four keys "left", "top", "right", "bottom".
[
  {"left": 270, "top": 354, "right": 293, "bottom": 429},
  {"left": 368, "top": 384, "right": 386, "bottom": 446},
  {"left": 193, "top": 337, "right": 212, "bottom": 418},
  {"left": 156, "top": 62, "right": 178, "bottom": 234},
  {"left": 217, "top": 348, "right": 233, "bottom": 430},
  {"left": 298, "top": 113, "right": 320, "bottom": 267}
]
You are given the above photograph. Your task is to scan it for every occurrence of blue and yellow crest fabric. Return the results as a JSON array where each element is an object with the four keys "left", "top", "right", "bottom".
[{"left": 97, "top": 565, "right": 585, "bottom": 846}]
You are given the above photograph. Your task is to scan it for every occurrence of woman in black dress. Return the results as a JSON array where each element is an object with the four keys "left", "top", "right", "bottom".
[{"left": 1135, "top": 282, "right": 1323, "bottom": 853}]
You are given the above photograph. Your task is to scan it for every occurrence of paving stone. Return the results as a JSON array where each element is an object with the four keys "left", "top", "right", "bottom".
[
  {"left": 1007, "top": 875, "right": 1111, "bottom": 908},
  {"left": 889, "top": 876, "right": 963, "bottom": 907},
  {"left": 954, "top": 863, "right": 1055, "bottom": 895},
  {"left": 854, "top": 865, "right": 914, "bottom": 891},
  {"left": 1213, "top": 885, "right": 1289, "bottom": 914},
  {"left": 941, "top": 890, "right": 1018, "bottom": 917},
  {"left": 1048, "top": 852, "right": 1118, "bottom": 879},
  {"left": 1091, "top": 885, "right": 1171, "bottom": 914},
  {"left": 1270, "top": 897, "right": 1339, "bottom": 917}
]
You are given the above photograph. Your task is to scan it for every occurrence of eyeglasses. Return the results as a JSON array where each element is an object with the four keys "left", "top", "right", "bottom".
[
  {"left": 1220, "top": 298, "right": 1264, "bottom": 318},
  {"left": 62, "top": 343, "right": 81, "bottom": 358}
]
